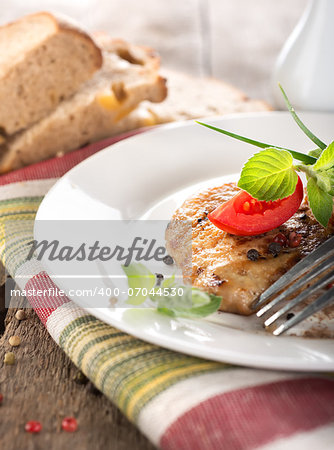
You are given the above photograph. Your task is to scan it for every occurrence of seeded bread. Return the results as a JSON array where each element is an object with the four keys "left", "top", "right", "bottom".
[
  {"left": 0, "top": 12, "right": 102, "bottom": 136},
  {"left": 0, "top": 36, "right": 167, "bottom": 172}
]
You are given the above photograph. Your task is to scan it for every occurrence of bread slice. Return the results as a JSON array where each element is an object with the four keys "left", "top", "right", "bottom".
[
  {"left": 0, "top": 12, "right": 102, "bottom": 136},
  {"left": 0, "top": 36, "right": 167, "bottom": 171},
  {"left": 142, "top": 69, "right": 271, "bottom": 122},
  {"left": 0, "top": 33, "right": 271, "bottom": 172}
]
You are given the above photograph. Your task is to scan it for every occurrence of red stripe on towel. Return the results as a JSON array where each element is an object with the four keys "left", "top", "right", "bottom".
[
  {"left": 25, "top": 271, "right": 70, "bottom": 325},
  {"left": 161, "top": 377, "right": 334, "bottom": 450}
]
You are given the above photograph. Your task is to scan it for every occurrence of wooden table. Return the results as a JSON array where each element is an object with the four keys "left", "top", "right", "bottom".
[{"left": 0, "top": 1, "right": 307, "bottom": 449}]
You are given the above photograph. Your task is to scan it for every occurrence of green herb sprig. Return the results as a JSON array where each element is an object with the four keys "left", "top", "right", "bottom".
[
  {"left": 122, "top": 263, "right": 221, "bottom": 318},
  {"left": 197, "top": 85, "right": 334, "bottom": 227}
]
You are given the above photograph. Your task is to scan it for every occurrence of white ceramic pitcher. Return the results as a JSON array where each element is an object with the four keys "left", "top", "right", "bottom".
[{"left": 272, "top": 0, "right": 334, "bottom": 111}]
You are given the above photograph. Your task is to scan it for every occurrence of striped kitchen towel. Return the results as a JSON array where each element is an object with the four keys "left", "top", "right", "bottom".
[{"left": 0, "top": 132, "right": 333, "bottom": 450}]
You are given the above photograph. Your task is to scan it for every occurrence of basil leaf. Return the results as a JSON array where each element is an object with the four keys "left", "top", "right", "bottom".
[
  {"left": 122, "top": 263, "right": 155, "bottom": 305},
  {"left": 156, "top": 291, "right": 221, "bottom": 319},
  {"left": 238, "top": 148, "right": 298, "bottom": 201},
  {"left": 314, "top": 171, "right": 334, "bottom": 195},
  {"left": 150, "top": 285, "right": 210, "bottom": 309},
  {"left": 298, "top": 163, "right": 334, "bottom": 196},
  {"left": 162, "top": 274, "right": 176, "bottom": 288},
  {"left": 314, "top": 141, "right": 334, "bottom": 171},
  {"left": 307, "top": 178, "right": 333, "bottom": 227},
  {"left": 122, "top": 263, "right": 221, "bottom": 318}
]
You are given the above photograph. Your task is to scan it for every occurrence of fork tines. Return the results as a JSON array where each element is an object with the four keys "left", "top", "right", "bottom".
[{"left": 251, "top": 235, "right": 334, "bottom": 335}]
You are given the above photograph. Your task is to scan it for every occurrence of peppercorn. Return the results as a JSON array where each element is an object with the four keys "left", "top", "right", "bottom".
[
  {"left": 289, "top": 232, "right": 302, "bottom": 248},
  {"left": 163, "top": 255, "right": 174, "bottom": 265},
  {"left": 25, "top": 421, "right": 42, "bottom": 433},
  {"left": 62, "top": 417, "right": 78, "bottom": 432},
  {"left": 15, "top": 310, "right": 26, "bottom": 321},
  {"left": 9, "top": 335, "right": 21, "bottom": 347},
  {"left": 286, "top": 313, "right": 295, "bottom": 320},
  {"left": 155, "top": 273, "right": 164, "bottom": 286},
  {"left": 247, "top": 249, "right": 260, "bottom": 261},
  {"left": 268, "top": 242, "right": 282, "bottom": 258},
  {"left": 273, "top": 232, "right": 288, "bottom": 247},
  {"left": 4, "top": 352, "right": 15, "bottom": 365}
]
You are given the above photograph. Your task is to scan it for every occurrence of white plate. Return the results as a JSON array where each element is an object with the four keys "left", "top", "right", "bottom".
[{"left": 36, "top": 112, "right": 334, "bottom": 372}]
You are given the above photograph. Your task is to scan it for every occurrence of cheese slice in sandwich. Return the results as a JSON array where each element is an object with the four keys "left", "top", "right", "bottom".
[
  {"left": 0, "top": 35, "right": 167, "bottom": 172},
  {"left": 0, "top": 12, "right": 102, "bottom": 137}
]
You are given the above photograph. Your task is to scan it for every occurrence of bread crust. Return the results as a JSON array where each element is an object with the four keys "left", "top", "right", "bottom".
[
  {"left": 47, "top": 12, "right": 102, "bottom": 70},
  {"left": 0, "top": 12, "right": 102, "bottom": 135}
]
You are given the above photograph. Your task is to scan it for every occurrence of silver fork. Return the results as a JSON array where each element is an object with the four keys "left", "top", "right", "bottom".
[{"left": 251, "top": 235, "right": 334, "bottom": 336}]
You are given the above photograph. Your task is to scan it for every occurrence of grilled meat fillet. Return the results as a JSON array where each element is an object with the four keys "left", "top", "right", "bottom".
[{"left": 165, "top": 183, "right": 334, "bottom": 315}]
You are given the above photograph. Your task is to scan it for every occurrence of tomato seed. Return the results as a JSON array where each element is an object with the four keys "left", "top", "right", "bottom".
[
  {"left": 243, "top": 201, "right": 250, "bottom": 212},
  {"left": 62, "top": 417, "right": 78, "bottom": 432},
  {"left": 25, "top": 421, "right": 42, "bottom": 433}
]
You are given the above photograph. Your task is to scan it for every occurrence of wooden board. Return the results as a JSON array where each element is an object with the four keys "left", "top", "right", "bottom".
[{"left": 0, "top": 293, "right": 155, "bottom": 450}]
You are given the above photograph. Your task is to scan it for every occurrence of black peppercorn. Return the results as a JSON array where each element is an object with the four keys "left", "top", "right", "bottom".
[
  {"left": 163, "top": 255, "right": 174, "bottom": 265},
  {"left": 155, "top": 273, "right": 164, "bottom": 286},
  {"left": 268, "top": 242, "right": 282, "bottom": 257},
  {"left": 247, "top": 249, "right": 260, "bottom": 261},
  {"left": 286, "top": 313, "right": 295, "bottom": 320}
]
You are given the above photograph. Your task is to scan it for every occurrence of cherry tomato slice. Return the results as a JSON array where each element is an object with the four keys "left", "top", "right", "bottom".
[{"left": 208, "top": 176, "right": 304, "bottom": 236}]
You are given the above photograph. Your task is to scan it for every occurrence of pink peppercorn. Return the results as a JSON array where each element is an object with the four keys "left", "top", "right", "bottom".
[
  {"left": 288, "top": 232, "right": 301, "bottom": 248},
  {"left": 273, "top": 232, "right": 288, "bottom": 247},
  {"left": 25, "top": 421, "right": 42, "bottom": 433},
  {"left": 62, "top": 417, "right": 78, "bottom": 432}
]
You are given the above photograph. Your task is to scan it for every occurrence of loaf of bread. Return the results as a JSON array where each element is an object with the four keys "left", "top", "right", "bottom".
[
  {"left": 0, "top": 35, "right": 167, "bottom": 172},
  {"left": 0, "top": 12, "right": 102, "bottom": 136}
]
